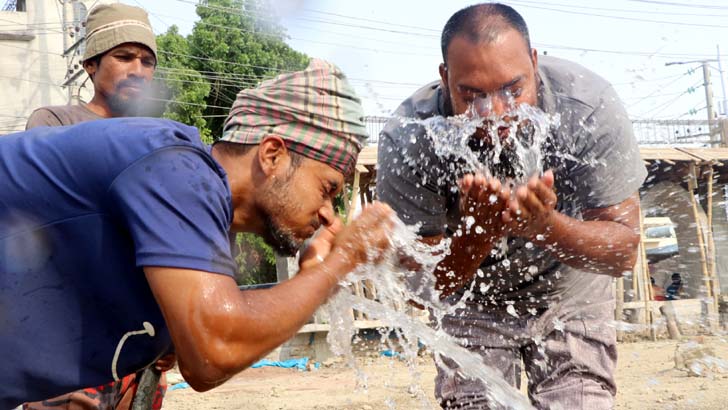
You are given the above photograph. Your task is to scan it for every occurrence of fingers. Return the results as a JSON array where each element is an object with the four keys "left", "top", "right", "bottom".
[
  {"left": 542, "top": 169, "right": 555, "bottom": 189},
  {"left": 320, "top": 216, "right": 343, "bottom": 240},
  {"left": 503, "top": 171, "right": 558, "bottom": 237},
  {"left": 333, "top": 201, "right": 395, "bottom": 266},
  {"left": 512, "top": 184, "right": 545, "bottom": 219},
  {"left": 459, "top": 174, "right": 474, "bottom": 197},
  {"left": 360, "top": 201, "right": 394, "bottom": 223},
  {"left": 155, "top": 354, "right": 177, "bottom": 372}
]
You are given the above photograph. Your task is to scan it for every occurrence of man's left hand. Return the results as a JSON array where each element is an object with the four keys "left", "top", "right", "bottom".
[{"left": 503, "top": 170, "right": 557, "bottom": 240}]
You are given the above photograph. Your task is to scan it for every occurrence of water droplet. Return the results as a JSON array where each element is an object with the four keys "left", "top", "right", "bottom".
[{"left": 464, "top": 216, "right": 475, "bottom": 230}]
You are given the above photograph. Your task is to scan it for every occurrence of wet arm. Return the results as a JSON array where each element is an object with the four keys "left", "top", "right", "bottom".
[
  {"left": 538, "top": 193, "right": 640, "bottom": 277},
  {"left": 421, "top": 230, "right": 500, "bottom": 297},
  {"left": 144, "top": 251, "right": 355, "bottom": 392}
]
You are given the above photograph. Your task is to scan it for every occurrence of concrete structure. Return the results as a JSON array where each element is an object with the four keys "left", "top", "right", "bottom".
[{"left": 0, "top": 0, "right": 113, "bottom": 134}]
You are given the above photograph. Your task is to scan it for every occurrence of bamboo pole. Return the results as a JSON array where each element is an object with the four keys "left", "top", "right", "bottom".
[
  {"left": 346, "top": 170, "right": 365, "bottom": 319},
  {"left": 637, "top": 200, "right": 656, "bottom": 339},
  {"left": 688, "top": 163, "right": 717, "bottom": 333},
  {"left": 688, "top": 162, "right": 712, "bottom": 300},
  {"left": 705, "top": 165, "right": 720, "bottom": 310}
]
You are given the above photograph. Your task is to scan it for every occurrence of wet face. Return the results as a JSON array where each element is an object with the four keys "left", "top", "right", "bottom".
[
  {"left": 84, "top": 43, "right": 156, "bottom": 116},
  {"left": 256, "top": 157, "right": 343, "bottom": 256},
  {"left": 440, "top": 28, "right": 538, "bottom": 145}
]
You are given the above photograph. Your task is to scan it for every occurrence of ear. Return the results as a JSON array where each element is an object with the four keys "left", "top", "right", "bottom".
[
  {"left": 257, "top": 135, "right": 290, "bottom": 177},
  {"left": 83, "top": 60, "right": 97, "bottom": 80},
  {"left": 438, "top": 63, "right": 448, "bottom": 92},
  {"left": 530, "top": 48, "right": 539, "bottom": 71}
]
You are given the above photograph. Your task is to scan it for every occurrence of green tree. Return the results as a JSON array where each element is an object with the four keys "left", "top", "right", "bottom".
[
  {"left": 154, "top": 0, "right": 310, "bottom": 285},
  {"left": 188, "top": 0, "right": 309, "bottom": 139},
  {"left": 156, "top": 25, "right": 213, "bottom": 143}
]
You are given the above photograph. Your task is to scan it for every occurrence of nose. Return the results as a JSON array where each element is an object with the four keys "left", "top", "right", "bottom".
[
  {"left": 491, "top": 94, "right": 509, "bottom": 117},
  {"left": 318, "top": 200, "right": 335, "bottom": 227},
  {"left": 128, "top": 58, "right": 150, "bottom": 79},
  {"left": 473, "top": 92, "right": 514, "bottom": 118}
]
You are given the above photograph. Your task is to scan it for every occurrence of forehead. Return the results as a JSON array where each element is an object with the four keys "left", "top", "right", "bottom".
[
  {"left": 299, "top": 157, "right": 345, "bottom": 186},
  {"left": 445, "top": 29, "right": 532, "bottom": 87},
  {"left": 105, "top": 43, "right": 155, "bottom": 57}
]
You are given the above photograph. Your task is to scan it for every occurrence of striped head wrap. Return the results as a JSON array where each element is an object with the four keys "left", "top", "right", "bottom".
[{"left": 220, "top": 59, "right": 368, "bottom": 175}]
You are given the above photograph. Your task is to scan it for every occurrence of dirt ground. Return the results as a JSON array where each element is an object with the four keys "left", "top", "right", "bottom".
[{"left": 162, "top": 336, "right": 728, "bottom": 410}]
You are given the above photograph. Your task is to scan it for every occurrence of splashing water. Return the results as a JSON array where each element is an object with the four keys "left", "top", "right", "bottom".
[
  {"left": 314, "top": 102, "right": 571, "bottom": 409},
  {"left": 319, "top": 217, "right": 534, "bottom": 410},
  {"left": 401, "top": 102, "right": 559, "bottom": 183}
]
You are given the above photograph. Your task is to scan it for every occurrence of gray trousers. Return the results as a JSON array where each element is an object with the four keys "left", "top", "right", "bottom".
[{"left": 434, "top": 299, "right": 617, "bottom": 410}]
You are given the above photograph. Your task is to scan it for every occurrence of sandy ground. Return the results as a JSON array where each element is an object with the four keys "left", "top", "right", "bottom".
[{"left": 162, "top": 337, "right": 728, "bottom": 410}]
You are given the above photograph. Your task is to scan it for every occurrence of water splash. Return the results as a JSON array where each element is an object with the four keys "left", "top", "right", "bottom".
[
  {"left": 400, "top": 102, "right": 559, "bottom": 183},
  {"left": 320, "top": 217, "right": 534, "bottom": 410}
]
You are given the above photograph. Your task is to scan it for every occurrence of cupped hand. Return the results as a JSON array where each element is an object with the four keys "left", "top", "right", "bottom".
[
  {"left": 330, "top": 202, "right": 395, "bottom": 270},
  {"left": 503, "top": 170, "right": 557, "bottom": 240},
  {"left": 458, "top": 172, "right": 510, "bottom": 239}
]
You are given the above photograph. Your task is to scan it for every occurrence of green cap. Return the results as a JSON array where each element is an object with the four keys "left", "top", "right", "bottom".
[{"left": 82, "top": 3, "right": 157, "bottom": 62}]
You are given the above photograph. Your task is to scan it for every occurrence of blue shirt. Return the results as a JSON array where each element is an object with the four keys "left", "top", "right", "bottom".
[{"left": 0, "top": 118, "right": 235, "bottom": 408}]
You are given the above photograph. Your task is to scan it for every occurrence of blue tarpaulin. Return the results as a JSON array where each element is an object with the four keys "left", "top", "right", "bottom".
[
  {"left": 168, "top": 382, "right": 190, "bottom": 391},
  {"left": 251, "top": 357, "right": 317, "bottom": 371}
]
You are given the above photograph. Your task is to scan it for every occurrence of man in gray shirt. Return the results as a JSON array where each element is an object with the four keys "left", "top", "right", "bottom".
[
  {"left": 25, "top": 3, "right": 157, "bottom": 129},
  {"left": 377, "top": 3, "right": 646, "bottom": 409}
]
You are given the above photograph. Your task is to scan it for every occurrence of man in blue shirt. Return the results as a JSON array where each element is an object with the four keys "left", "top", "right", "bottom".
[{"left": 0, "top": 60, "right": 393, "bottom": 408}]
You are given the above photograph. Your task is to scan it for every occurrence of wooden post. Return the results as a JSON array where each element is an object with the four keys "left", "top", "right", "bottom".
[
  {"left": 637, "top": 200, "right": 656, "bottom": 340},
  {"left": 346, "top": 169, "right": 362, "bottom": 222},
  {"left": 689, "top": 162, "right": 717, "bottom": 333},
  {"left": 346, "top": 170, "right": 366, "bottom": 319},
  {"left": 660, "top": 302, "right": 682, "bottom": 340},
  {"left": 688, "top": 162, "right": 712, "bottom": 300},
  {"left": 705, "top": 165, "right": 720, "bottom": 310}
]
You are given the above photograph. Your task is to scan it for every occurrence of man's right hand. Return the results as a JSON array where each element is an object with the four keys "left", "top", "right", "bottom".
[
  {"left": 458, "top": 172, "right": 510, "bottom": 242},
  {"left": 329, "top": 202, "right": 395, "bottom": 274}
]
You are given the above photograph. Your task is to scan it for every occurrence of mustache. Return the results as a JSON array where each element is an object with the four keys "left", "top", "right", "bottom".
[{"left": 116, "top": 79, "right": 147, "bottom": 90}]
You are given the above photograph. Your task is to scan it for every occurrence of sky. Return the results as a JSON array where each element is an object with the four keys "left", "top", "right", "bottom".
[{"left": 124, "top": 0, "right": 728, "bottom": 121}]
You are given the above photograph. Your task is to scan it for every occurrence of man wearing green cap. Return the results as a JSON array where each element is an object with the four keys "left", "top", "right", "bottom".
[
  {"left": 1, "top": 60, "right": 393, "bottom": 408},
  {"left": 25, "top": 3, "right": 157, "bottom": 129}
]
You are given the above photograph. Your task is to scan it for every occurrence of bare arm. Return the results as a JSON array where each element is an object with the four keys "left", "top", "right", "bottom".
[
  {"left": 422, "top": 174, "right": 510, "bottom": 297},
  {"left": 533, "top": 195, "right": 640, "bottom": 276},
  {"left": 144, "top": 203, "right": 393, "bottom": 391},
  {"left": 505, "top": 171, "right": 640, "bottom": 277}
]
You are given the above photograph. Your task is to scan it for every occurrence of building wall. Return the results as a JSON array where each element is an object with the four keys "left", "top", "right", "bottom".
[{"left": 0, "top": 0, "right": 113, "bottom": 134}]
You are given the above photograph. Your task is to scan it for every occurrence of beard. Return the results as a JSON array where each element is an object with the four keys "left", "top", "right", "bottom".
[
  {"left": 107, "top": 79, "right": 150, "bottom": 117},
  {"left": 107, "top": 92, "right": 140, "bottom": 117},
  {"left": 256, "top": 174, "right": 308, "bottom": 257},
  {"left": 261, "top": 213, "right": 302, "bottom": 257}
]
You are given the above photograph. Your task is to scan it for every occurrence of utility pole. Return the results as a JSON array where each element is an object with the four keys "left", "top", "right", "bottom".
[
  {"left": 60, "top": 0, "right": 87, "bottom": 104},
  {"left": 666, "top": 59, "right": 721, "bottom": 146},
  {"left": 717, "top": 45, "right": 728, "bottom": 116},
  {"left": 702, "top": 61, "right": 717, "bottom": 128}
]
